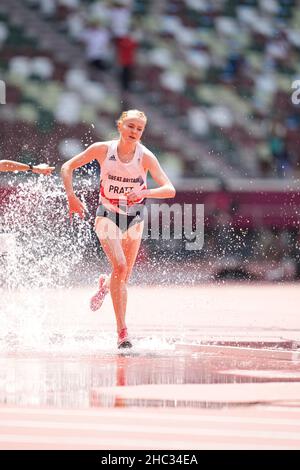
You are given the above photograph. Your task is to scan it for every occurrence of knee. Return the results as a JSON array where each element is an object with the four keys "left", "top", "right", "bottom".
[{"left": 112, "top": 261, "right": 128, "bottom": 279}]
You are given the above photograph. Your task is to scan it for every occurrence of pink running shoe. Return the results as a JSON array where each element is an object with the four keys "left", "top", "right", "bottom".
[
  {"left": 117, "top": 328, "right": 132, "bottom": 349},
  {"left": 90, "top": 275, "right": 109, "bottom": 312}
]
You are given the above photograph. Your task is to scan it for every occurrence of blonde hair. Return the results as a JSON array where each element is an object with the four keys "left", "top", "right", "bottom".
[{"left": 117, "top": 109, "right": 147, "bottom": 125}]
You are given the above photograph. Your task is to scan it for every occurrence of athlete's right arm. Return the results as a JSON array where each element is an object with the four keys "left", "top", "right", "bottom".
[{"left": 61, "top": 142, "right": 107, "bottom": 219}]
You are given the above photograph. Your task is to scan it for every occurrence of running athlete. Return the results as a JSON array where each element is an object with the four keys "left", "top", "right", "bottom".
[
  {"left": 61, "top": 109, "right": 175, "bottom": 349},
  {"left": 0, "top": 160, "right": 54, "bottom": 174}
]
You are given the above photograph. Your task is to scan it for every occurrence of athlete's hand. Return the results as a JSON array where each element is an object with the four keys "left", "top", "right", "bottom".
[
  {"left": 67, "top": 194, "right": 86, "bottom": 220},
  {"left": 126, "top": 189, "right": 144, "bottom": 204},
  {"left": 32, "top": 164, "right": 55, "bottom": 175}
]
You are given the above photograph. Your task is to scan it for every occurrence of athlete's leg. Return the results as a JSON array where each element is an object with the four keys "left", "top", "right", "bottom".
[
  {"left": 94, "top": 216, "right": 128, "bottom": 333},
  {"left": 122, "top": 221, "right": 144, "bottom": 283},
  {"left": 100, "top": 221, "right": 144, "bottom": 290}
]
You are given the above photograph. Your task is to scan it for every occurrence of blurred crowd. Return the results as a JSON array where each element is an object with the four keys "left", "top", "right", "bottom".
[
  {"left": 1, "top": 0, "right": 300, "bottom": 281},
  {"left": 0, "top": 0, "right": 300, "bottom": 179}
]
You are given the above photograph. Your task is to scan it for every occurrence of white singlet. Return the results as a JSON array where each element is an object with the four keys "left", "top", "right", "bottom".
[{"left": 99, "top": 140, "right": 147, "bottom": 213}]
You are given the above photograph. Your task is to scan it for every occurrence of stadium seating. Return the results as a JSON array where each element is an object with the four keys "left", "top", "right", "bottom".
[{"left": 1, "top": 0, "right": 300, "bottom": 179}]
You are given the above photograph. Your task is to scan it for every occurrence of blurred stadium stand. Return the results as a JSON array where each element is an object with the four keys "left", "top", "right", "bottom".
[{"left": 1, "top": 0, "right": 300, "bottom": 282}]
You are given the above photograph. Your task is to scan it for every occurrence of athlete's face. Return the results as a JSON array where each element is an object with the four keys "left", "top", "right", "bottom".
[{"left": 118, "top": 117, "right": 146, "bottom": 143}]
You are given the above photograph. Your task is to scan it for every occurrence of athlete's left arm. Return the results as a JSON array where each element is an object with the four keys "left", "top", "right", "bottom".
[{"left": 127, "top": 152, "right": 176, "bottom": 203}]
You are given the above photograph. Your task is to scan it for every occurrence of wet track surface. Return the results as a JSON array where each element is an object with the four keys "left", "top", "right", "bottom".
[
  {"left": 1, "top": 340, "right": 300, "bottom": 409},
  {"left": 1, "top": 285, "right": 300, "bottom": 449}
]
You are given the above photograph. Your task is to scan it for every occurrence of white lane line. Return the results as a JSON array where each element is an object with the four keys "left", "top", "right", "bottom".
[{"left": 1, "top": 420, "right": 300, "bottom": 440}]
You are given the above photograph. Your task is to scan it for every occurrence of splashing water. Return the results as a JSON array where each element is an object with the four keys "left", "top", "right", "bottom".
[
  {"left": 0, "top": 169, "right": 207, "bottom": 358},
  {"left": 0, "top": 176, "right": 178, "bottom": 354},
  {"left": 0, "top": 174, "right": 100, "bottom": 352},
  {"left": 1, "top": 175, "right": 98, "bottom": 286}
]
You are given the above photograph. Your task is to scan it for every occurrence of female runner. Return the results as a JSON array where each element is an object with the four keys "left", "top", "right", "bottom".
[{"left": 61, "top": 109, "right": 175, "bottom": 348}]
